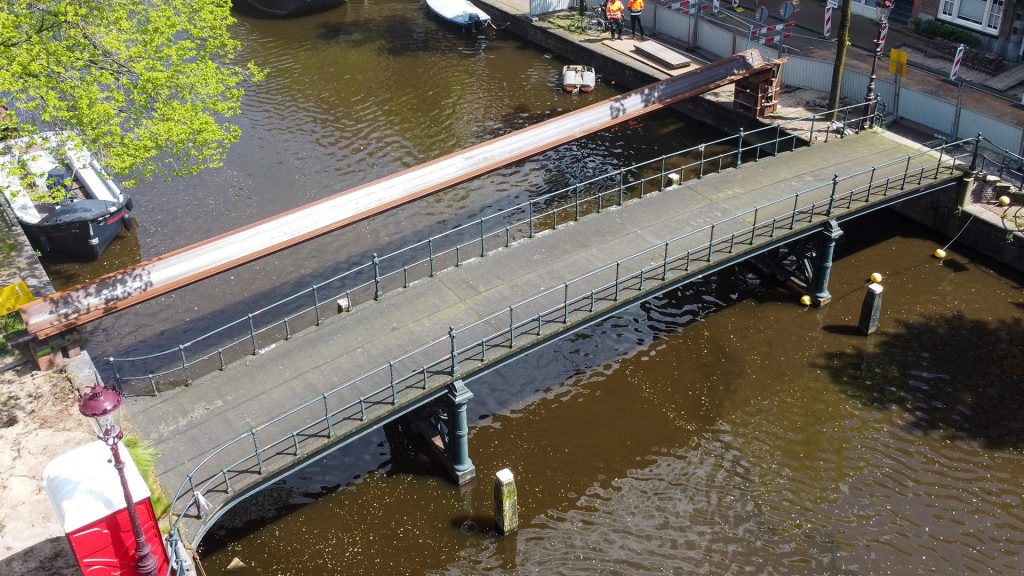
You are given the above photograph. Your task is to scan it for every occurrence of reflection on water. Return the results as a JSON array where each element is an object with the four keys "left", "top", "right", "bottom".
[{"left": 199, "top": 212, "right": 1024, "bottom": 575}]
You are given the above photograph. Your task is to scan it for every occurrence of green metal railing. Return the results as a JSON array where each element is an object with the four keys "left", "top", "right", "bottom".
[
  {"left": 115, "top": 103, "right": 881, "bottom": 396},
  {"left": 162, "top": 134, "right": 971, "bottom": 575}
]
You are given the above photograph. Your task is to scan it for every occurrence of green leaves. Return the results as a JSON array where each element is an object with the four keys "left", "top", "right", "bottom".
[{"left": 0, "top": 0, "right": 261, "bottom": 187}]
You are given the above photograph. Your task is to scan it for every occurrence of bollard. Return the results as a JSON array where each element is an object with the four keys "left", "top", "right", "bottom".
[
  {"left": 494, "top": 468, "right": 519, "bottom": 535},
  {"left": 858, "top": 283, "right": 884, "bottom": 335}
]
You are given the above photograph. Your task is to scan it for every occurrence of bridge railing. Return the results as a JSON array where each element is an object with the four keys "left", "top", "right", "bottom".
[
  {"left": 112, "top": 103, "right": 880, "bottom": 395},
  {"left": 163, "top": 135, "right": 970, "bottom": 572}
]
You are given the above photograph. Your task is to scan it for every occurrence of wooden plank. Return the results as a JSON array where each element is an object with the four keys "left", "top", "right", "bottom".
[{"left": 632, "top": 39, "right": 692, "bottom": 70}]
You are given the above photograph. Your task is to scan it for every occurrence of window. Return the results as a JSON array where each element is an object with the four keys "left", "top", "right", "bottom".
[{"left": 937, "top": 0, "right": 1004, "bottom": 34}]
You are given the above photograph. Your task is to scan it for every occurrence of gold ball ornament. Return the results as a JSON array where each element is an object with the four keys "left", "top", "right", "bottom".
[
  {"left": 999, "top": 195, "right": 1011, "bottom": 206},
  {"left": 799, "top": 295, "right": 811, "bottom": 306},
  {"left": 933, "top": 248, "right": 947, "bottom": 259},
  {"left": 869, "top": 272, "right": 882, "bottom": 283}
]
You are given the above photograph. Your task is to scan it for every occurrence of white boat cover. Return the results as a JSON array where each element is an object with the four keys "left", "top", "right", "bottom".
[
  {"left": 425, "top": 0, "right": 490, "bottom": 26},
  {"left": 43, "top": 440, "right": 151, "bottom": 533}
]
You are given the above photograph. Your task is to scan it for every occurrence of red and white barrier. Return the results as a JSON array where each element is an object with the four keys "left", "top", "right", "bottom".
[
  {"left": 823, "top": 5, "right": 832, "bottom": 36},
  {"left": 671, "top": 0, "right": 709, "bottom": 14},
  {"left": 878, "top": 21, "right": 889, "bottom": 51},
  {"left": 949, "top": 44, "right": 964, "bottom": 81}
]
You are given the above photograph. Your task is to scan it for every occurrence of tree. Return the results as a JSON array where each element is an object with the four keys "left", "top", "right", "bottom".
[{"left": 0, "top": 0, "right": 262, "bottom": 187}]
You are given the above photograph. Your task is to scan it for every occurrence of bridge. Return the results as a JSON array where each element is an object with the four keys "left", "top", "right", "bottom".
[{"left": 144, "top": 117, "right": 970, "bottom": 571}]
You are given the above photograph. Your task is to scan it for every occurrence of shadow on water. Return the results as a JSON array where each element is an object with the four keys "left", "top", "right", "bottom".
[{"left": 820, "top": 314, "right": 1024, "bottom": 449}]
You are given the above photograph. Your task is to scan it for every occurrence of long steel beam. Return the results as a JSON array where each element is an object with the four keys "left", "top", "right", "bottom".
[{"left": 21, "top": 50, "right": 777, "bottom": 338}]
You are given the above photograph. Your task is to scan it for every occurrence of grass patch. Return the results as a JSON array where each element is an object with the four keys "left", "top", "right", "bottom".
[
  {"left": 1, "top": 311, "right": 26, "bottom": 355},
  {"left": 123, "top": 435, "right": 171, "bottom": 529}
]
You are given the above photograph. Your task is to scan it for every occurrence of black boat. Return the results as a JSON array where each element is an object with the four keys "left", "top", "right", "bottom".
[
  {"left": 239, "top": 0, "right": 346, "bottom": 16},
  {"left": 0, "top": 132, "right": 133, "bottom": 261}
]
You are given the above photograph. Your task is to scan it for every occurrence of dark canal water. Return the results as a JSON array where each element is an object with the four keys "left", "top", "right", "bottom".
[{"left": 44, "top": 1, "right": 1024, "bottom": 574}]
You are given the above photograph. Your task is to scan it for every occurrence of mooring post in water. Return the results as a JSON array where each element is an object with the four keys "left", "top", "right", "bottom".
[
  {"left": 494, "top": 468, "right": 519, "bottom": 535},
  {"left": 812, "top": 219, "right": 843, "bottom": 306},
  {"left": 447, "top": 379, "right": 476, "bottom": 485},
  {"left": 858, "top": 282, "right": 884, "bottom": 335}
]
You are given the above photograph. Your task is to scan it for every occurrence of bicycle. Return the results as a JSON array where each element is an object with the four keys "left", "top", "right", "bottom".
[{"left": 564, "top": 9, "right": 605, "bottom": 37}]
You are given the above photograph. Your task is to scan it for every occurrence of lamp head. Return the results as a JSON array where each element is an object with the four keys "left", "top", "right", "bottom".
[
  {"left": 876, "top": 0, "right": 895, "bottom": 21},
  {"left": 78, "top": 384, "right": 123, "bottom": 444}
]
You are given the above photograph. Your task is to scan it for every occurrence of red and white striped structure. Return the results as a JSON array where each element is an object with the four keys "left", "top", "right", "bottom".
[
  {"left": 878, "top": 21, "right": 889, "bottom": 51},
  {"left": 670, "top": 0, "right": 709, "bottom": 14},
  {"left": 751, "top": 20, "right": 795, "bottom": 44},
  {"left": 949, "top": 43, "right": 965, "bottom": 81},
  {"left": 732, "top": 0, "right": 739, "bottom": 7},
  {"left": 823, "top": 4, "right": 832, "bottom": 36}
]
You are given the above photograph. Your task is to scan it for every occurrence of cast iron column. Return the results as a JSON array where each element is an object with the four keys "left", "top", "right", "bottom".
[
  {"left": 447, "top": 379, "right": 476, "bottom": 484},
  {"left": 111, "top": 444, "right": 160, "bottom": 576},
  {"left": 812, "top": 220, "right": 843, "bottom": 306},
  {"left": 862, "top": 0, "right": 894, "bottom": 129}
]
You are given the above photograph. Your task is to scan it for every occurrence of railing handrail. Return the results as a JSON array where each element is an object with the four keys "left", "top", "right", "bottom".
[
  {"left": 115, "top": 102, "right": 885, "bottom": 393},
  {"left": 163, "top": 133, "right": 970, "bottom": 574}
]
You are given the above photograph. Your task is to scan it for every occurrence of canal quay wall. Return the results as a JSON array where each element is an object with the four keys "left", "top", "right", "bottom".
[{"left": 892, "top": 176, "right": 1024, "bottom": 273}]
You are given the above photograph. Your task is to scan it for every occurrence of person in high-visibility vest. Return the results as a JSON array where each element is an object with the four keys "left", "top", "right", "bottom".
[
  {"left": 606, "top": 0, "right": 625, "bottom": 40},
  {"left": 628, "top": 0, "right": 644, "bottom": 39}
]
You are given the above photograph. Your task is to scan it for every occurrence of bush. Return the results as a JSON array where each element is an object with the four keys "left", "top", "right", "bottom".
[
  {"left": 0, "top": 312, "right": 25, "bottom": 355},
  {"left": 911, "top": 17, "right": 980, "bottom": 48}
]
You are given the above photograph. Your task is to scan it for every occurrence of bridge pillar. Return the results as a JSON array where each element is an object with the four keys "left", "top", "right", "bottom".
[
  {"left": 812, "top": 220, "right": 843, "bottom": 307},
  {"left": 446, "top": 380, "right": 476, "bottom": 485}
]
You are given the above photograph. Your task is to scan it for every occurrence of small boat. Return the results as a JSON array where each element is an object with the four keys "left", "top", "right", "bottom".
[
  {"left": 0, "top": 132, "right": 133, "bottom": 261},
  {"left": 562, "top": 65, "right": 596, "bottom": 93},
  {"left": 237, "top": 0, "right": 347, "bottom": 17},
  {"left": 425, "top": 0, "right": 491, "bottom": 30}
]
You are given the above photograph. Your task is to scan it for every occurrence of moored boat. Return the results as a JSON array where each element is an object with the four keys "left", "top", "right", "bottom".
[
  {"left": 0, "top": 132, "right": 133, "bottom": 261},
  {"left": 238, "top": 0, "right": 346, "bottom": 17},
  {"left": 562, "top": 65, "right": 596, "bottom": 93},
  {"left": 425, "top": 0, "right": 491, "bottom": 30}
]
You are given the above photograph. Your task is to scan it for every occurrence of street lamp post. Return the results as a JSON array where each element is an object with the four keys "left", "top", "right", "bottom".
[
  {"left": 863, "top": 0, "right": 895, "bottom": 129},
  {"left": 78, "top": 385, "right": 160, "bottom": 576}
]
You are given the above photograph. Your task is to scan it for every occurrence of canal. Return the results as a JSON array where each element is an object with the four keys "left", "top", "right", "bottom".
[{"left": 196, "top": 211, "right": 1024, "bottom": 575}]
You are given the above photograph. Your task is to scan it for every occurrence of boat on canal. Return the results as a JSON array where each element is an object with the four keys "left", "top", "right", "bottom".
[
  {"left": 562, "top": 65, "right": 596, "bottom": 93},
  {"left": 425, "top": 0, "right": 491, "bottom": 30},
  {"left": 238, "top": 0, "right": 347, "bottom": 17},
  {"left": 0, "top": 132, "right": 133, "bottom": 261}
]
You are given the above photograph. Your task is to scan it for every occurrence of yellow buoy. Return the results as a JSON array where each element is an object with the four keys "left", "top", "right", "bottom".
[
  {"left": 999, "top": 195, "right": 1011, "bottom": 206},
  {"left": 933, "top": 248, "right": 947, "bottom": 259},
  {"left": 869, "top": 272, "right": 883, "bottom": 283},
  {"left": 799, "top": 295, "right": 811, "bottom": 306}
]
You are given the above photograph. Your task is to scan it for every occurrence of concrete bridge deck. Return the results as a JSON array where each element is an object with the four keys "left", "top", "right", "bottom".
[{"left": 135, "top": 130, "right": 963, "bottom": 545}]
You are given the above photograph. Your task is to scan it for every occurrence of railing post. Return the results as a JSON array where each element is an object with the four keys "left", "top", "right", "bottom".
[
  {"left": 247, "top": 313, "right": 258, "bottom": 355},
  {"left": 217, "top": 348, "right": 225, "bottom": 371},
  {"left": 528, "top": 202, "right": 534, "bottom": 238},
  {"left": 660, "top": 156, "right": 667, "bottom": 190},
  {"left": 901, "top": 157, "right": 911, "bottom": 190},
  {"left": 251, "top": 428, "right": 264, "bottom": 474},
  {"left": 312, "top": 285, "right": 322, "bottom": 326},
  {"left": 563, "top": 282, "right": 569, "bottom": 323},
  {"left": 662, "top": 241, "right": 669, "bottom": 280},
  {"left": 449, "top": 326, "right": 459, "bottom": 377},
  {"left": 372, "top": 253, "right": 382, "bottom": 300},
  {"left": 178, "top": 345, "right": 191, "bottom": 385},
  {"left": 735, "top": 129, "right": 744, "bottom": 167},
  {"left": 750, "top": 207, "right": 759, "bottom": 243},
  {"left": 508, "top": 306, "right": 515, "bottom": 348},
  {"left": 969, "top": 132, "right": 982, "bottom": 172},
  {"left": 774, "top": 124, "right": 781, "bottom": 156},
  {"left": 935, "top": 138, "right": 945, "bottom": 178},
  {"left": 708, "top": 224, "right": 715, "bottom": 262},
  {"left": 479, "top": 218, "right": 486, "bottom": 258},
  {"left": 699, "top": 144, "right": 705, "bottom": 178},
  {"left": 827, "top": 174, "right": 838, "bottom": 217},
  {"left": 108, "top": 357, "right": 123, "bottom": 391},
  {"left": 574, "top": 184, "right": 581, "bottom": 220},
  {"left": 388, "top": 360, "right": 397, "bottom": 404},
  {"left": 841, "top": 108, "right": 849, "bottom": 138},
  {"left": 809, "top": 113, "right": 816, "bottom": 145},
  {"left": 323, "top": 393, "right": 334, "bottom": 437},
  {"left": 428, "top": 237, "right": 435, "bottom": 277},
  {"left": 614, "top": 261, "right": 621, "bottom": 301},
  {"left": 505, "top": 225, "right": 511, "bottom": 247},
  {"left": 618, "top": 168, "right": 625, "bottom": 205}
]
